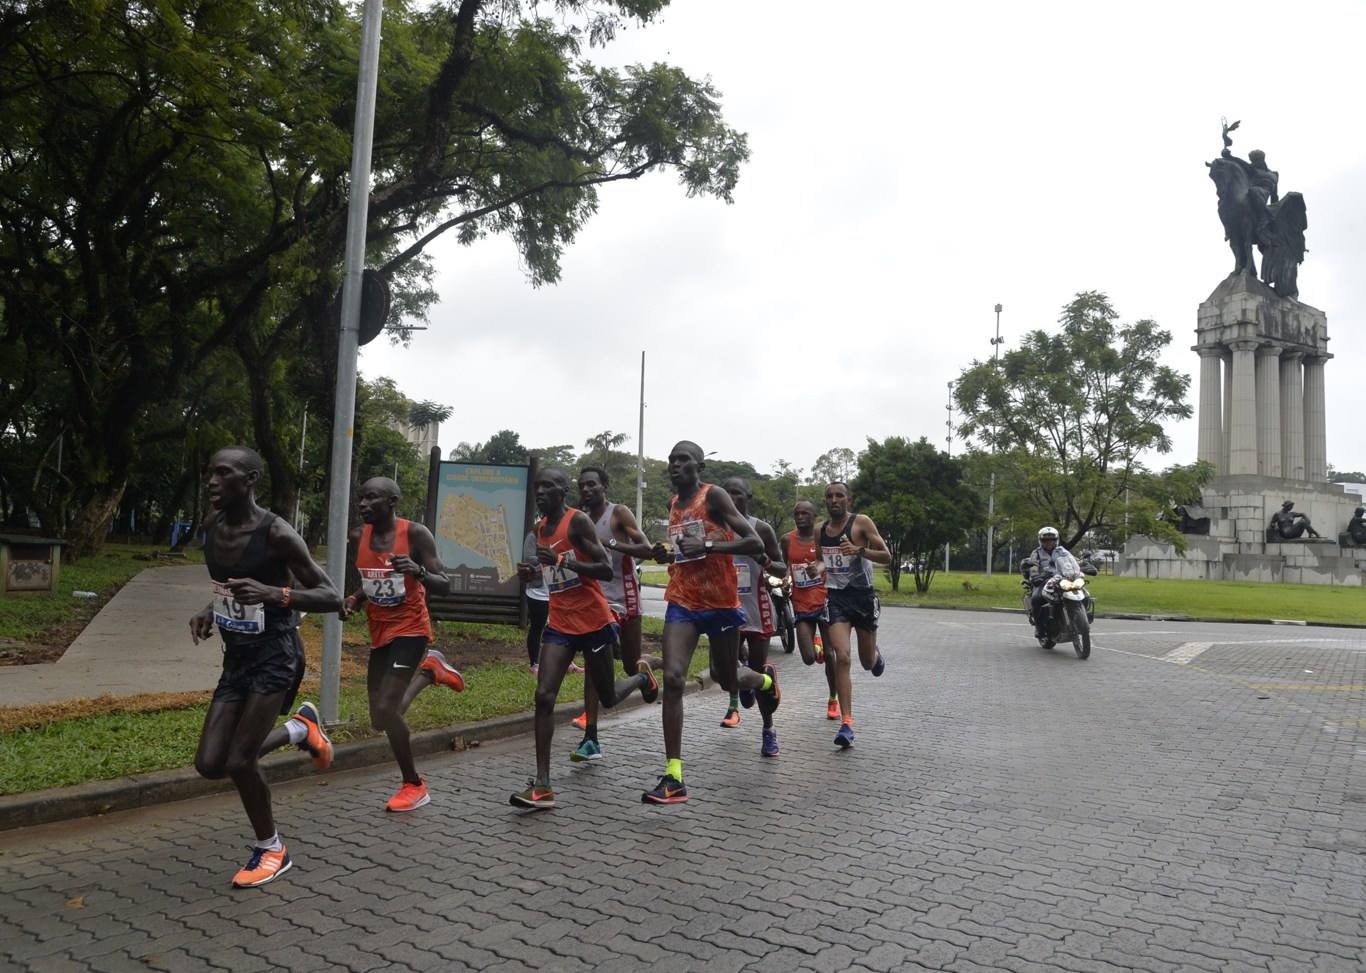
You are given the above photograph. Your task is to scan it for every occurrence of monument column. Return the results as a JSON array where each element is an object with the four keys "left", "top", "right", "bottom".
[
  {"left": 1196, "top": 347, "right": 1224, "bottom": 471},
  {"left": 1222, "top": 350, "right": 1234, "bottom": 474},
  {"left": 1255, "top": 345, "right": 1282, "bottom": 477},
  {"left": 1280, "top": 351, "right": 1305, "bottom": 480},
  {"left": 1228, "top": 340, "right": 1258, "bottom": 475},
  {"left": 1303, "top": 355, "right": 1327, "bottom": 480}
]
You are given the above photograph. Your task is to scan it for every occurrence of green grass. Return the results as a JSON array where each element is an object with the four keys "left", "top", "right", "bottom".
[
  {"left": 877, "top": 570, "right": 1366, "bottom": 625},
  {"left": 0, "top": 543, "right": 201, "bottom": 644},
  {"left": 0, "top": 619, "right": 686, "bottom": 796}
]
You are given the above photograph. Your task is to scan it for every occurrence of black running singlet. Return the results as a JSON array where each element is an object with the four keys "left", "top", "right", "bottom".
[{"left": 203, "top": 512, "right": 296, "bottom": 647}]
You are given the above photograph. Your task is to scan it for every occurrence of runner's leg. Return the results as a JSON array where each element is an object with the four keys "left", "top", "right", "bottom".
[
  {"left": 795, "top": 620, "right": 818, "bottom": 666},
  {"left": 745, "top": 633, "right": 775, "bottom": 730},
  {"left": 709, "top": 627, "right": 766, "bottom": 695},
  {"left": 526, "top": 597, "right": 548, "bottom": 668},
  {"left": 585, "top": 632, "right": 652, "bottom": 708},
  {"left": 826, "top": 621, "right": 854, "bottom": 722},
  {"left": 661, "top": 623, "right": 701, "bottom": 762},
  {"left": 368, "top": 643, "right": 421, "bottom": 785},
  {"left": 220, "top": 690, "right": 294, "bottom": 840},
  {"left": 855, "top": 627, "right": 879, "bottom": 671},
  {"left": 533, "top": 641, "right": 574, "bottom": 786}
]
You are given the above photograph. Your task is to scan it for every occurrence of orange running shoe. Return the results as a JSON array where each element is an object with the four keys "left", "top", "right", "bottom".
[
  {"left": 573, "top": 712, "right": 588, "bottom": 731},
  {"left": 825, "top": 698, "right": 841, "bottom": 721},
  {"left": 420, "top": 650, "right": 465, "bottom": 692},
  {"left": 815, "top": 633, "right": 825, "bottom": 665},
  {"left": 232, "top": 845, "right": 291, "bottom": 888},
  {"left": 293, "top": 701, "right": 333, "bottom": 770},
  {"left": 386, "top": 777, "right": 430, "bottom": 812},
  {"left": 720, "top": 708, "right": 741, "bottom": 728}
]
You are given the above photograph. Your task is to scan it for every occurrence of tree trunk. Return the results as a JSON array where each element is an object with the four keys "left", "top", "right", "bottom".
[
  {"left": 68, "top": 479, "right": 128, "bottom": 559},
  {"left": 237, "top": 337, "right": 297, "bottom": 517}
]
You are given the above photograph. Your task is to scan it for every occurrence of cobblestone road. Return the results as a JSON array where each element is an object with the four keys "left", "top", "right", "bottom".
[{"left": 2, "top": 608, "right": 1363, "bottom": 972}]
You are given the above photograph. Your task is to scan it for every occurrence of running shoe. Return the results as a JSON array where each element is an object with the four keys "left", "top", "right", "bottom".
[
  {"left": 569, "top": 738, "right": 602, "bottom": 762},
  {"left": 510, "top": 779, "right": 556, "bottom": 810},
  {"left": 871, "top": 649, "right": 885, "bottom": 677},
  {"left": 758, "top": 664, "right": 781, "bottom": 713},
  {"left": 420, "top": 649, "right": 465, "bottom": 692},
  {"left": 834, "top": 722, "right": 854, "bottom": 749},
  {"left": 738, "top": 685, "right": 755, "bottom": 709},
  {"left": 719, "top": 708, "right": 741, "bottom": 728},
  {"left": 292, "top": 701, "right": 333, "bottom": 770},
  {"left": 825, "top": 698, "right": 841, "bottom": 721},
  {"left": 232, "top": 845, "right": 291, "bottom": 888},
  {"left": 386, "top": 778, "right": 430, "bottom": 812},
  {"left": 529, "top": 663, "right": 539, "bottom": 675},
  {"left": 572, "top": 712, "right": 588, "bottom": 731},
  {"left": 637, "top": 659, "right": 659, "bottom": 704},
  {"left": 815, "top": 634, "right": 825, "bottom": 665},
  {"left": 568, "top": 661, "right": 585, "bottom": 674},
  {"left": 641, "top": 774, "right": 688, "bottom": 804},
  {"left": 761, "top": 728, "right": 779, "bottom": 758}
]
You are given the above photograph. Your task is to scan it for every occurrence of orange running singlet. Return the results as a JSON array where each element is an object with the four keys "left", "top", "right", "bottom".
[
  {"left": 537, "top": 512, "right": 616, "bottom": 635},
  {"left": 356, "top": 519, "right": 433, "bottom": 647},
  {"left": 785, "top": 529, "right": 827, "bottom": 616},
  {"left": 664, "top": 484, "right": 739, "bottom": 611}
]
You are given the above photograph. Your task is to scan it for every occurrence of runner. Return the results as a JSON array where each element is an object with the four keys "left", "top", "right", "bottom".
[
  {"left": 510, "top": 468, "right": 659, "bottom": 810},
  {"left": 339, "top": 477, "right": 464, "bottom": 813},
  {"left": 819, "top": 481, "right": 892, "bottom": 749},
  {"left": 783, "top": 499, "right": 840, "bottom": 721},
  {"left": 642, "top": 442, "right": 777, "bottom": 804},
  {"left": 522, "top": 528, "right": 548, "bottom": 674},
  {"left": 570, "top": 465, "right": 662, "bottom": 763},
  {"left": 189, "top": 446, "right": 341, "bottom": 888},
  {"left": 719, "top": 477, "right": 786, "bottom": 758}
]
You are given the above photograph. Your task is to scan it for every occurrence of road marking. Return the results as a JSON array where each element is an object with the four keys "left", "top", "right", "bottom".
[{"left": 1163, "top": 642, "right": 1213, "bottom": 665}]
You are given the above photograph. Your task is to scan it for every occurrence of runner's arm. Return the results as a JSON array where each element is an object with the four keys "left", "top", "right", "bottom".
[
  {"left": 189, "top": 603, "right": 215, "bottom": 644},
  {"left": 705, "top": 487, "right": 764, "bottom": 557},
  {"left": 610, "top": 504, "right": 656, "bottom": 560},
  {"left": 226, "top": 520, "right": 341, "bottom": 612},
  {"left": 395, "top": 522, "right": 451, "bottom": 596},
  {"left": 756, "top": 520, "right": 787, "bottom": 578},
  {"left": 852, "top": 514, "right": 893, "bottom": 565},
  {"left": 563, "top": 511, "right": 613, "bottom": 581}
]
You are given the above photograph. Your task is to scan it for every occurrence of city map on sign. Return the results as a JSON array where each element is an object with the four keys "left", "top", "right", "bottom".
[{"left": 437, "top": 492, "right": 515, "bottom": 581}]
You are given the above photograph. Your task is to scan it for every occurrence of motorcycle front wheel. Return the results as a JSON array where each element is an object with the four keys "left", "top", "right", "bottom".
[
  {"left": 1068, "top": 601, "right": 1091, "bottom": 660},
  {"left": 780, "top": 606, "right": 796, "bottom": 653}
]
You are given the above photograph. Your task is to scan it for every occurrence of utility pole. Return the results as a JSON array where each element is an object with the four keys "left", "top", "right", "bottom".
[
  {"left": 945, "top": 381, "right": 954, "bottom": 573},
  {"left": 321, "top": 0, "right": 385, "bottom": 726},
  {"left": 293, "top": 409, "right": 308, "bottom": 531},
  {"left": 635, "top": 351, "right": 646, "bottom": 523},
  {"left": 986, "top": 303, "right": 1003, "bottom": 577}
]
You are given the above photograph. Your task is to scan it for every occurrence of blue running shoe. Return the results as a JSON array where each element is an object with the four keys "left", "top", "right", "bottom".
[
  {"left": 871, "top": 649, "right": 885, "bottom": 677},
  {"left": 641, "top": 774, "right": 687, "bottom": 804},
  {"left": 569, "top": 738, "right": 602, "bottom": 762},
  {"left": 834, "top": 722, "right": 854, "bottom": 749},
  {"left": 761, "top": 728, "right": 779, "bottom": 758}
]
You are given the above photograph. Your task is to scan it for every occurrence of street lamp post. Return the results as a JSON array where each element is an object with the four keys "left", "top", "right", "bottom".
[
  {"left": 986, "top": 303, "right": 1003, "bottom": 578},
  {"left": 945, "top": 381, "right": 954, "bottom": 573}
]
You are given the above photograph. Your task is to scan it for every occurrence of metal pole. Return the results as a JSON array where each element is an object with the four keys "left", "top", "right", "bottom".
[
  {"left": 321, "top": 0, "right": 385, "bottom": 725},
  {"left": 987, "top": 303, "right": 1003, "bottom": 577},
  {"left": 293, "top": 408, "right": 308, "bottom": 531},
  {"left": 635, "top": 350, "right": 646, "bottom": 523},
  {"left": 945, "top": 381, "right": 953, "bottom": 574}
]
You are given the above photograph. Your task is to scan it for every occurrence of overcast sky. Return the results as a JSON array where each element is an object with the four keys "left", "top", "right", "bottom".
[{"left": 359, "top": 0, "right": 1366, "bottom": 479}]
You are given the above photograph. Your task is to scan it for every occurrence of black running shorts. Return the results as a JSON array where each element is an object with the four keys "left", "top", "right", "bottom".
[
  {"left": 368, "top": 635, "right": 428, "bottom": 684},
  {"left": 826, "top": 587, "right": 880, "bottom": 632},
  {"left": 214, "top": 629, "right": 306, "bottom": 715}
]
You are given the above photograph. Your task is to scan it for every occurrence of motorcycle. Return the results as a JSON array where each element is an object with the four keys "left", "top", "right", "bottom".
[
  {"left": 1020, "top": 550, "right": 1095, "bottom": 659},
  {"left": 766, "top": 573, "right": 797, "bottom": 653}
]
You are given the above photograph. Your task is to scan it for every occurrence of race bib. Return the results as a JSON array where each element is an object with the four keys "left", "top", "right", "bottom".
[
  {"left": 735, "top": 561, "right": 753, "bottom": 594},
  {"left": 545, "top": 561, "right": 582, "bottom": 594},
  {"left": 360, "top": 567, "right": 407, "bottom": 607},
  {"left": 794, "top": 564, "right": 824, "bottom": 589},
  {"left": 669, "top": 520, "right": 707, "bottom": 563},
  {"left": 822, "top": 545, "right": 852, "bottom": 576},
  {"left": 212, "top": 581, "right": 265, "bottom": 634}
]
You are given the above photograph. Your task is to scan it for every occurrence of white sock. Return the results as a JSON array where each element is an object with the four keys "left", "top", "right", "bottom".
[
  {"left": 284, "top": 718, "right": 308, "bottom": 746},
  {"left": 255, "top": 832, "right": 283, "bottom": 852}
]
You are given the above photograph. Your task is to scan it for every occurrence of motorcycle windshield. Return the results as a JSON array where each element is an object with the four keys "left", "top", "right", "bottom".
[{"left": 1054, "top": 551, "right": 1083, "bottom": 580}]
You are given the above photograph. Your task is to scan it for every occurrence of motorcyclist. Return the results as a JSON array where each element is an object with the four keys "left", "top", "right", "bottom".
[{"left": 1021, "top": 526, "right": 1071, "bottom": 639}]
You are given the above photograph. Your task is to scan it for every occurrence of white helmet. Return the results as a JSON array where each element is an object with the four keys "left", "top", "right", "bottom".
[{"left": 1038, "top": 526, "right": 1059, "bottom": 542}]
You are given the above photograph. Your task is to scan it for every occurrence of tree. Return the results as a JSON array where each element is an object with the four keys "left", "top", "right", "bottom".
[
  {"left": 1329, "top": 468, "right": 1366, "bottom": 484},
  {"left": 533, "top": 444, "right": 578, "bottom": 470},
  {"left": 953, "top": 292, "right": 1192, "bottom": 550},
  {"left": 453, "top": 430, "right": 529, "bottom": 466},
  {"left": 810, "top": 447, "right": 858, "bottom": 487},
  {"left": 408, "top": 401, "right": 453, "bottom": 430},
  {"left": 852, "top": 437, "right": 982, "bottom": 594},
  {"left": 583, "top": 430, "right": 629, "bottom": 466},
  {"left": 2, "top": 0, "right": 747, "bottom": 554}
]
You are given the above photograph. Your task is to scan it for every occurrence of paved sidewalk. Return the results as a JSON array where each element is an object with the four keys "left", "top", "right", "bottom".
[
  {"left": 0, "top": 566, "right": 219, "bottom": 708},
  {"left": 1, "top": 608, "right": 1362, "bottom": 972}
]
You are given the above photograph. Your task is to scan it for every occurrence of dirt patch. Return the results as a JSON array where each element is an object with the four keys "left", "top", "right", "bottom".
[
  {"left": 0, "top": 690, "right": 214, "bottom": 734},
  {"left": 0, "top": 618, "right": 90, "bottom": 667}
]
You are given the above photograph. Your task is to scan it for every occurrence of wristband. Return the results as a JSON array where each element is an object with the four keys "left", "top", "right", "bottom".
[{"left": 280, "top": 586, "right": 292, "bottom": 608}]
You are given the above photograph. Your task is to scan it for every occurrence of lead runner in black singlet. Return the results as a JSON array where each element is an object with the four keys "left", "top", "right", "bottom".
[{"left": 190, "top": 446, "right": 342, "bottom": 889}]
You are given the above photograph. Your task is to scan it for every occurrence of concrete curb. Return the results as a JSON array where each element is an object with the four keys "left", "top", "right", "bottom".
[
  {"left": 889, "top": 601, "right": 1366, "bottom": 630},
  {"left": 0, "top": 674, "right": 715, "bottom": 833}
]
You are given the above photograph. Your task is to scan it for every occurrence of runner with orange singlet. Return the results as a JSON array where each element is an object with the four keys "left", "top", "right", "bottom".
[
  {"left": 340, "top": 477, "right": 464, "bottom": 812},
  {"left": 783, "top": 499, "right": 840, "bottom": 721},
  {"left": 510, "top": 468, "right": 659, "bottom": 810},
  {"left": 641, "top": 442, "right": 778, "bottom": 805}
]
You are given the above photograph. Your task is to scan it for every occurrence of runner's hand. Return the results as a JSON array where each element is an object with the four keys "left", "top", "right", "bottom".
[
  {"left": 650, "top": 542, "right": 671, "bottom": 564},
  {"left": 189, "top": 607, "right": 215, "bottom": 644},
  {"left": 339, "top": 595, "right": 359, "bottom": 620},
  {"left": 838, "top": 538, "right": 861, "bottom": 557},
  {"left": 675, "top": 534, "right": 706, "bottom": 559},
  {"left": 390, "top": 554, "right": 422, "bottom": 576},
  {"left": 516, "top": 561, "right": 535, "bottom": 581},
  {"left": 225, "top": 577, "right": 278, "bottom": 606},
  {"left": 535, "top": 545, "right": 560, "bottom": 566}
]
